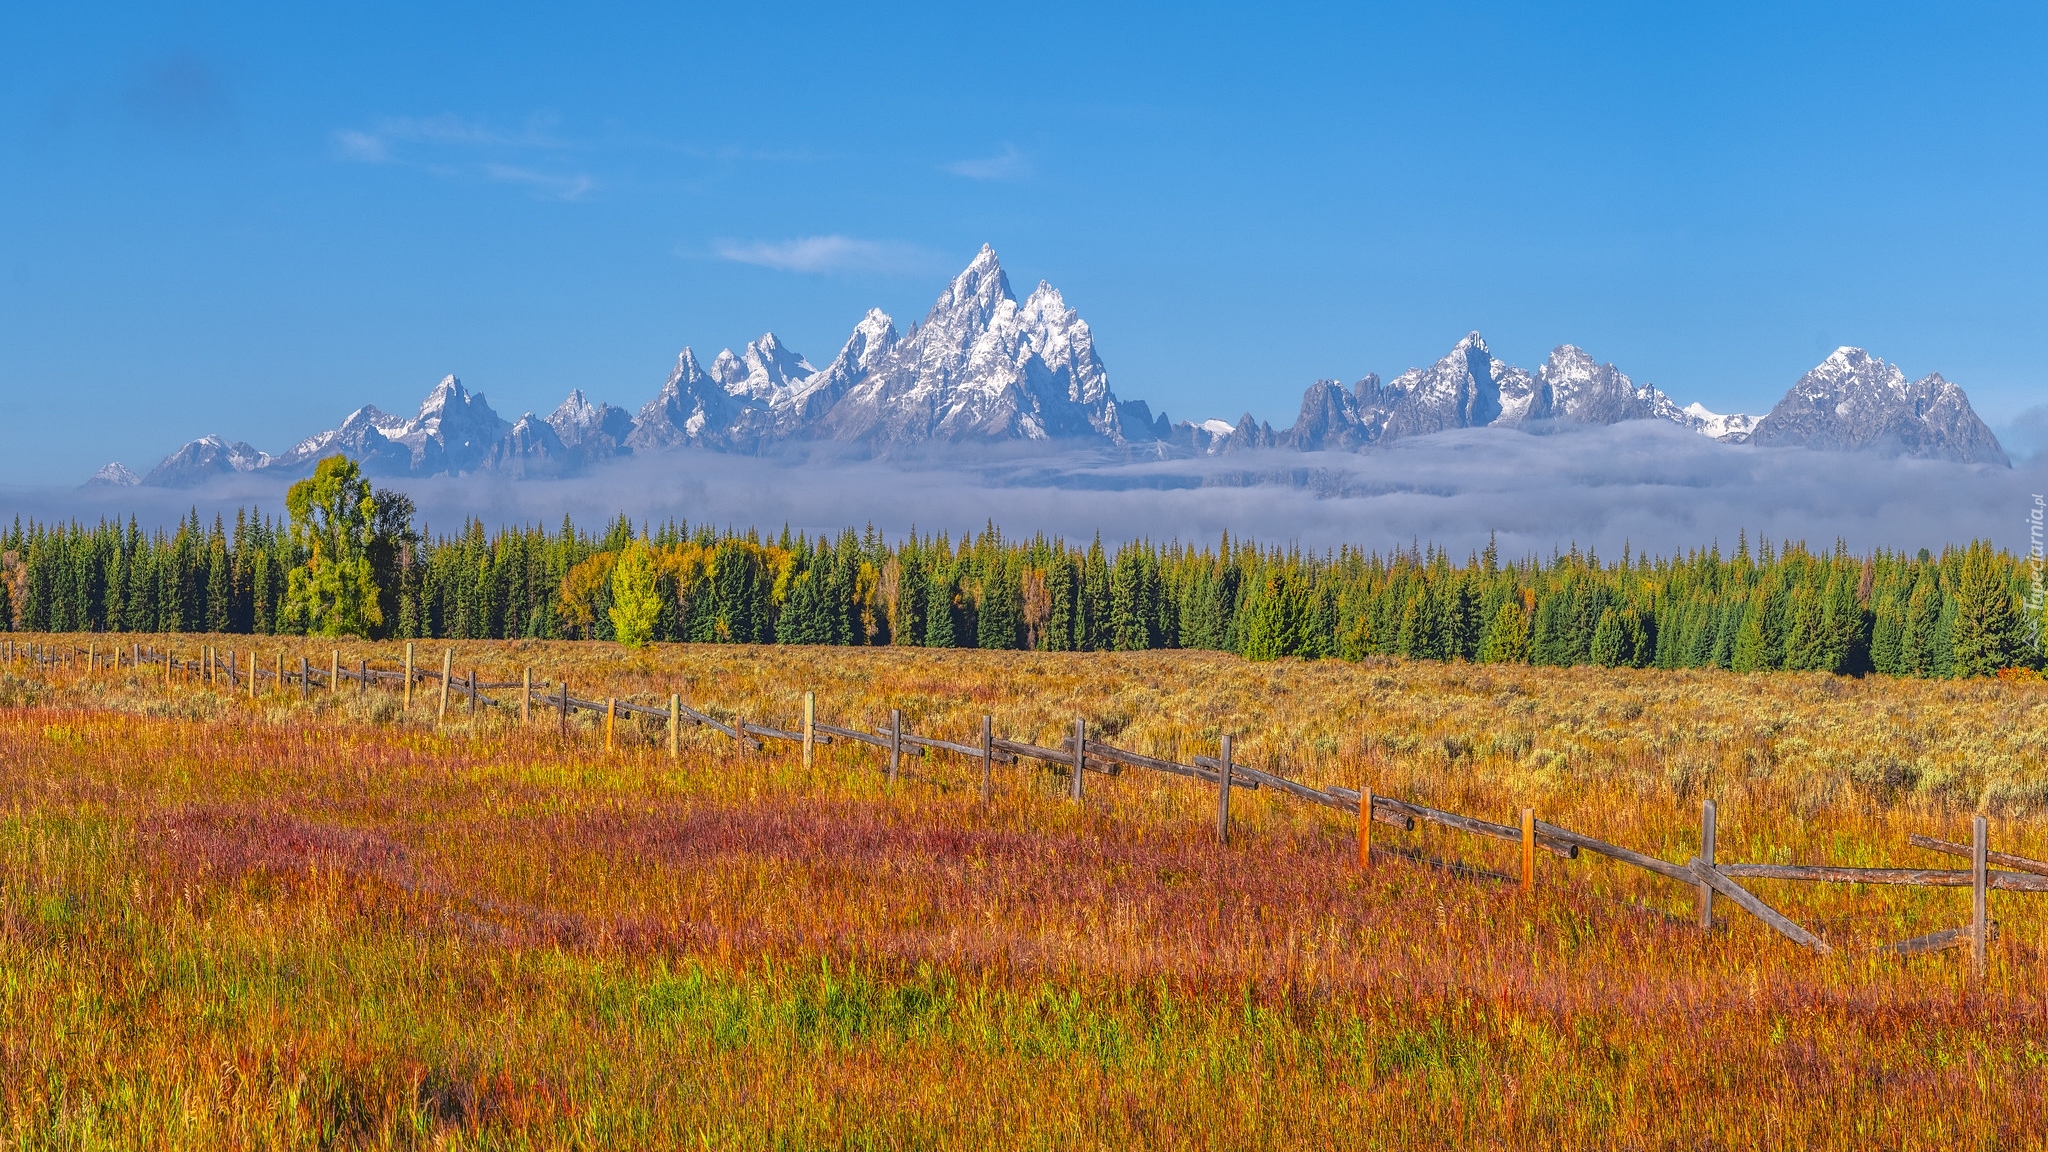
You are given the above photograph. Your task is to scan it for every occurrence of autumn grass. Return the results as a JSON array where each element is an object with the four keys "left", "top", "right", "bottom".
[{"left": 3, "top": 637, "right": 2048, "bottom": 1149}]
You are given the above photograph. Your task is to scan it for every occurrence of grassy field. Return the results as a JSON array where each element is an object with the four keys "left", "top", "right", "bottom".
[{"left": 4, "top": 636, "right": 2047, "bottom": 1149}]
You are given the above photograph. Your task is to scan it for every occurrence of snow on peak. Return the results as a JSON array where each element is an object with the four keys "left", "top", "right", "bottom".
[
  {"left": 87, "top": 461, "right": 141, "bottom": 487},
  {"left": 1682, "top": 402, "right": 1758, "bottom": 442}
]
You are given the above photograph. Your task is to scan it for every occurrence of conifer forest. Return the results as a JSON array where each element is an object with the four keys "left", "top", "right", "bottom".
[{"left": 2, "top": 492, "right": 2038, "bottom": 677}]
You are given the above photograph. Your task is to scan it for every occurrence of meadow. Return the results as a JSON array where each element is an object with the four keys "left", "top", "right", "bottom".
[{"left": 4, "top": 635, "right": 2047, "bottom": 1149}]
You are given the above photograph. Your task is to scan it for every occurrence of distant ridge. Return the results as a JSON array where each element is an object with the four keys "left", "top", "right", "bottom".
[{"left": 112, "top": 246, "right": 2009, "bottom": 486}]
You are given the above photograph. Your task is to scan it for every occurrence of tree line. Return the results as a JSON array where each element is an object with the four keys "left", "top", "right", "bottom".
[{"left": 2, "top": 457, "right": 2039, "bottom": 677}]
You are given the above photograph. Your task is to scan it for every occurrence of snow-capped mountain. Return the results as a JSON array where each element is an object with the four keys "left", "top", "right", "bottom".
[
  {"left": 1747, "top": 347, "right": 2007, "bottom": 465},
  {"left": 122, "top": 247, "right": 2010, "bottom": 486},
  {"left": 86, "top": 462, "right": 142, "bottom": 487},
  {"left": 1213, "top": 335, "right": 1709, "bottom": 454},
  {"left": 1683, "top": 403, "right": 1757, "bottom": 443},
  {"left": 143, "top": 435, "right": 270, "bottom": 486},
  {"left": 811, "top": 245, "right": 1155, "bottom": 446}
]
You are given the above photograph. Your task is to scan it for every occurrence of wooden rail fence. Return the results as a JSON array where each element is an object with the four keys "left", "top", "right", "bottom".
[{"left": 7, "top": 637, "right": 2042, "bottom": 969}]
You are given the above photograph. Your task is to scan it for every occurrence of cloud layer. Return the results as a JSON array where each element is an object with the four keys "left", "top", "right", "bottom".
[{"left": 13, "top": 424, "right": 2042, "bottom": 561}]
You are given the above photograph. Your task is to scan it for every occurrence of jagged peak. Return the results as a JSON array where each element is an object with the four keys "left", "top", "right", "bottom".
[{"left": 933, "top": 244, "right": 1012, "bottom": 315}]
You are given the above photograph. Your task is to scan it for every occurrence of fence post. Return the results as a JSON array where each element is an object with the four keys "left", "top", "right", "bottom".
[
  {"left": 888, "top": 708, "right": 902, "bottom": 784},
  {"left": 1071, "top": 718, "right": 1085, "bottom": 802},
  {"left": 437, "top": 649, "right": 452, "bottom": 722},
  {"left": 668, "top": 694, "right": 680, "bottom": 759},
  {"left": 275, "top": 651, "right": 283, "bottom": 698},
  {"left": 1217, "top": 734, "right": 1232, "bottom": 845},
  {"left": 522, "top": 668, "right": 531, "bottom": 723},
  {"left": 981, "top": 715, "right": 994, "bottom": 803},
  {"left": 248, "top": 651, "right": 256, "bottom": 699},
  {"left": 359, "top": 658, "right": 367, "bottom": 696},
  {"left": 299, "top": 656, "right": 309, "bottom": 701},
  {"left": 468, "top": 668, "right": 478, "bottom": 714},
  {"left": 1698, "top": 800, "right": 1717, "bottom": 929},
  {"left": 735, "top": 711, "right": 746, "bottom": 757},
  {"left": 404, "top": 643, "right": 415, "bottom": 710},
  {"left": 330, "top": 650, "right": 339, "bottom": 695},
  {"left": 606, "top": 698, "right": 616, "bottom": 753},
  {"left": 560, "top": 680, "right": 570, "bottom": 738},
  {"left": 803, "top": 691, "right": 815, "bottom": 769},
  {"left": 1359, "top": 785, "right": 1373, "bottom": 870},
  {"left": 1973, "top": 814, "right": 1989, "bottom": 982},
  {"left": 1521, "top": 807, "right": 1536, "bottom": 892}
]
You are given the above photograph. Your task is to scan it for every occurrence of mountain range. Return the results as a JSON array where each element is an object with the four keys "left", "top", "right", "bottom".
[{"left": 97, "top": 245, "right": 2010, "bottom": 488}]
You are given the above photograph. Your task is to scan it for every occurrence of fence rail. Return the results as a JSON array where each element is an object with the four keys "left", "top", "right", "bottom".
[{"left": 7, "top": 636, "right": 2042, "bottom": 969}]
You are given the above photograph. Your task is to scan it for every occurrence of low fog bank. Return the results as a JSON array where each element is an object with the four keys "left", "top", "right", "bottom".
[{"left": 5, "top": 424, "right": 2040, "bottom": 558}]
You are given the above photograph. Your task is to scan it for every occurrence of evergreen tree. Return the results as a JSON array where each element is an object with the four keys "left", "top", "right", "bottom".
[
  {"left": 977, "top": 552, "right": 1022, "bottom": 650},
  {"left": 1950, "top": 542, "right": 2026, "bottom": 676},
  {"left": 1477, "top": 596, "right": 1531, "bottom": 664}
]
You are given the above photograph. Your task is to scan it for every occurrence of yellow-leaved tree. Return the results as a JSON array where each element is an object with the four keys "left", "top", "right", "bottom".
[{"left": 280, "top": 455, "right": 383, "bottom": 637}]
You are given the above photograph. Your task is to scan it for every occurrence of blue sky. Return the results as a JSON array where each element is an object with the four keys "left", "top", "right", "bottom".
[{"left": 2, "top": 1, "right": 2044, "bottom": 484}]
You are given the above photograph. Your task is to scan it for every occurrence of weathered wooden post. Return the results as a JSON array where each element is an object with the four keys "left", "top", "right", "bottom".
[
  {"left": 275, "top": 651, "right": 283, "bottom": 697},
  {"left": 1216, "top": 734, "right": 1233, "bottom": 845},
  {"left": 1973, "top": 814, "right": 1989, "bottom": 982},
  {"left": 248, "top": 651, "right": 257, "bottom": 699},
  {"left": 802, "top": 692, "right": 816, "bottom": 768},
  {"left": 980, "top": 714, "right": 994, "bottom": 803},
  {"left": 1071, "top": 718, "right": 1085, "bottom": 802},
  {"left": 1698, "top": 800, "right": 1717, "bottom": 929},
  {"left": 606, "top": 698, "right": 617, "bottom": 752},
  {"left": 734, "top": 710, "right": 746, "bottom": 757},
  {"left": 559, "top": 680, "right": 570, "bottom": 738},
  {"left": 1521, "top": 807, "right": 1536, "bottom": 892},
  {"left": 437, "top": 648, "right": 452, "bottom": 722},
  {"left": 888, "top": 708, "right": 902, "bottom": 784},
  {"left": 299, "top": 656, "right": 309, "bottom": 701},
  {"left": 521, "top": 668, "right": 531, "bottom": 723},
  {"left": 668, "top": 694, "right": 680, "bottom": 759},
  {"left": 359, "top": 658, "right": 368, "bottom": 696},
  {"left": 330, "top": 650, "right": 339, "bottom": 695},
  {"left": 468, "top": 668, "right": 478, "bottom": 714},
  {"left": 403, "top": 643, "right": 415, "bottom": 710},
  {"left": 1359, "top": 785, "right": 1373, "bottom": 870}
]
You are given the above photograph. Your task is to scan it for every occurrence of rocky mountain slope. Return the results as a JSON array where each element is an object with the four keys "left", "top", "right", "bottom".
[
  {"left": 109, "top": 248, "right": 2010, "bottom": 486},
  {"left": 1747, "top": 347, "right": 2007, "bottom": 465}
]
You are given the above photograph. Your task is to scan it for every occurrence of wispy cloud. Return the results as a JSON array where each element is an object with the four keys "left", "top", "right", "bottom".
[
  {"left": 328, "top": 113, "right": 593, "bottom": 199},
  {"left": 331, "top": 129, "right": 390, "bottom": 163},
  {"left": 483, "top": 163, "right": 594, "bottom": 201},
  {"left": 944, "top": 144, "right": 1031, "bottom": 181},
  {"left": 711, "top": 235, "right": 940, "bottom": 275}
]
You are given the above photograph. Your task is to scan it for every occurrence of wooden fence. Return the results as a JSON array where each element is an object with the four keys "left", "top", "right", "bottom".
[{"left": 8, "top": 636, "right": 2043, "bottom": 970}]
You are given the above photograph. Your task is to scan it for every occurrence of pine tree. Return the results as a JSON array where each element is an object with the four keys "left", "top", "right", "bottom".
[
  {"left": 1477, "top": 596, "right": 1531, "bottom": 664},
  {"left": 977, "top": 552, "right": 1021, "bottom": 650},
  {"left": 1900, "top": 570, "right": 1942, "bottom": 676},
  {"left": 1950, "top": 542, "right": 2025, "bottom": 676},
  {"left": 1238, "top": 570, "right": 1296, "bottom": 661},
  {"left": 925, "top": 562, "right": 958, "bottom": 648}
]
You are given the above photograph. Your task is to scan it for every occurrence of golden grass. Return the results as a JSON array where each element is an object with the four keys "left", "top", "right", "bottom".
[{"left": 3, "top": 636, "right": 2046, "bottom": 1149}]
